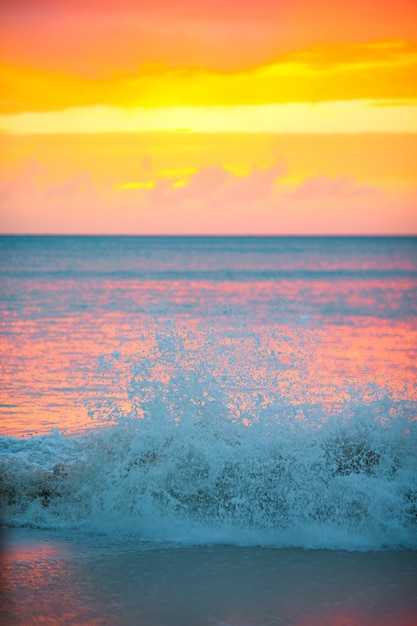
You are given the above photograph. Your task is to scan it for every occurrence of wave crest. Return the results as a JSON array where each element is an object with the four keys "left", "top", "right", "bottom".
[{"left": 1, "top": 409, "right": 416, "bottom": 551}]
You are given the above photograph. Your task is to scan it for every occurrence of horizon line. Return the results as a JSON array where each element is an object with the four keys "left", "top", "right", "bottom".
[{"left": 1, "top": 233, "right": 416, "bottom": 238}]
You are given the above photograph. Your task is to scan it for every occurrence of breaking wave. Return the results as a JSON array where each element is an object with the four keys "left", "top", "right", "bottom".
[
  {"left": 2, "top": 316, "right": 417, "bottom": 552},
  {"left": 1, "top": 404, "right": 416, "bottom": 551}
]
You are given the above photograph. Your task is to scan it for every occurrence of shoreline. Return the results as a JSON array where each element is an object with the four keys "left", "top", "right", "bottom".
[{"left": 2, "top": 527, "right": 417, "bottom": 625}]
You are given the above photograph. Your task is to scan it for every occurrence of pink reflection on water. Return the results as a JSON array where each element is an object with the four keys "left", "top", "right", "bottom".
[
  {"left": 1, "top": 277, "right": 416, "bottom": 436},
  {"left": 1, "top": 539, "right": 106, "bottom": 626},
  {"left": 2, "top": 538, "right": 60, "bottom": 563}
]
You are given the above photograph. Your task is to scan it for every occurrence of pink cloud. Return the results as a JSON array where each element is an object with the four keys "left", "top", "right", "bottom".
[
  {"left": 1, "top": 162, "right": 416, "bottom": 235},
  {"left": 292, "top": 175, "right": 381, "bottom": 199}
]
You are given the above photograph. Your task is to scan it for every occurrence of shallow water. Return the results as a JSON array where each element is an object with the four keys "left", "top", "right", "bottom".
[{"left": 1, "top": 528, "right": 417, "bottom": 626}]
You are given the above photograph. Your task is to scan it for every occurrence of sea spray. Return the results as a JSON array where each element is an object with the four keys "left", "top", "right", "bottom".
[
  {"left": 1, "top": 392, "right": 416, "bottom": 549},
  {"left": 1, "top": 236, "right": 416, "bottom": 552}
]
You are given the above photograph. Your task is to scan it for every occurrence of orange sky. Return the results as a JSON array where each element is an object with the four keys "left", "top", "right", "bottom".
[{"left": 0, "top": 0, "right": 416, "bottom": 234}]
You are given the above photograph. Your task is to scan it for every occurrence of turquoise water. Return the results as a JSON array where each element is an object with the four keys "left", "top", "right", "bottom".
[
  {"left": 1, "top": 236, "right": 416, "bottom": 623},
  {"left": 1, "top": 235, "right": 416, "bottom": 548}
]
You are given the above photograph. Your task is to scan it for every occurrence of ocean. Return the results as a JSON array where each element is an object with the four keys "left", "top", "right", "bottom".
[{"left": 1, "top": 235, "right": 416, "bottom": 624}]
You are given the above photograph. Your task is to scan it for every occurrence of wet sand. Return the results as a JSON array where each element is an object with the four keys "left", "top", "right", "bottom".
[{"left": 1, "top": 528, "right": 416, "bottom": 625}]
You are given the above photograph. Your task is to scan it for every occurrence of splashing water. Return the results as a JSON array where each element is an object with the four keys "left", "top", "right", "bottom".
[
  {"left": 1, "top": 236, "right": 416, "bottom": 550},
  {"left": 1, "top": 320, "right": 416, "bottom": 550}
]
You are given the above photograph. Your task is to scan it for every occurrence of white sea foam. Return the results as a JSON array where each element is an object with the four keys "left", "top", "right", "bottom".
[{"left": 1, "top": 402, "right": 416, "bottom": 550}]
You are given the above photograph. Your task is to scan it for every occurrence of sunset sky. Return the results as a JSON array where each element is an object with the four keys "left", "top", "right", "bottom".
[{"left": 1, "top": 0, "right": 416, "bottom": 234}]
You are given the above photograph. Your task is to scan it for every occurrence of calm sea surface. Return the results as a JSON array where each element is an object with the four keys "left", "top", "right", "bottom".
[{"left": 1, "top": 236, "right": 416, "bottom": 624}]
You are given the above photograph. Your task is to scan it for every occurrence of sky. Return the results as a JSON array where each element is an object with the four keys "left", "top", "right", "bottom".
[{"left": 0, "top": 0, "right": 416, "bottom": 234}]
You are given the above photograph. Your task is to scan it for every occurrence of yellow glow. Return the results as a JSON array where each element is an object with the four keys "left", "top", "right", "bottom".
[
  {"left": 116, "top": 181, "right": 155, "bottom": 189},
  {"left": 1, "top": 40, "right": 416, "bottom": 115},
  {"left": 1, "top": 100, "right": 417, "bottom": 135},
  {"left": 161, "top": 168, "right": 198, "bottom": 177}
]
